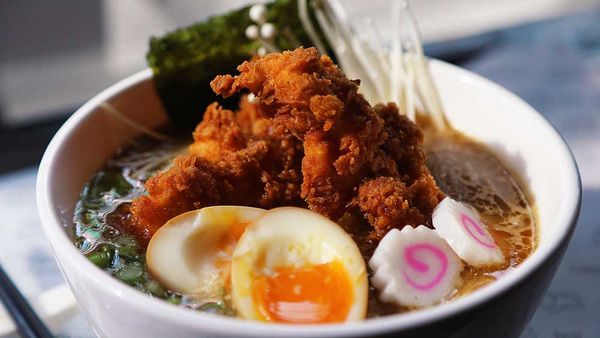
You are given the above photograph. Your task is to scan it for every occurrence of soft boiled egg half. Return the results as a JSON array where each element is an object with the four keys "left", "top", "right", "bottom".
[
  {"left": 231, "top": 207, "right": 368, "bottom": 323},
  {"left": 146, "top": 206, "right": 266, "bottom": 298}
]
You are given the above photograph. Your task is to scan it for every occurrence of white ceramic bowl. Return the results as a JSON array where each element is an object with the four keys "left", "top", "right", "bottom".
[{"left": 37, "top": 61, "right": 580, "bottom": 338}]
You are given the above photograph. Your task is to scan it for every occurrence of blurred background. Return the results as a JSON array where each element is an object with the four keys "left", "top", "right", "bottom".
[
  {"left": 0, "top": 0, "right": 596, "bottom": 132},
  {"left": 1, "top": 0, "right": 599, "bottom": 337}
]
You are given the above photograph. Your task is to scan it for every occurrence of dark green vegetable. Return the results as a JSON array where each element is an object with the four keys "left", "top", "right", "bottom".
[
  {"left": 115, "top": 263, "right": 145, "bottom": 285},
  {"left": 144, "top": 280, "right": 166, "bottom": 297},
  {"left": 86, "top": 171, "right": 132, "bottom": 201},
  {"left": 167, "top": 294, "right": 183, "bottom": 305},
  {"left": 87, "top": 249, "right": 112, "bottom": 268},
  {"left": 146, "top": 0, "right": 331, "bottom": 129},
  {"left": 198, "top": 302, "right": 225, "bottom": 314},
  {"left": 114, "top": 235, "right": 140, "bottom": 258}
]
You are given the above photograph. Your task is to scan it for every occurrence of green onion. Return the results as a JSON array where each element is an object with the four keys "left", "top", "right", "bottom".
[
  {"left": 87, "top": 250, "right": 112, "bottom": 269},
  {"left": 115, "top": 236, "right": 140, "bottom": 257},
  {"left": 144, "top": 280, "right": 166, "bottom": 297},
  {"left": 166, "top": 294, "right": 182, "bottom": 305},
  {"left": 198, "top": 302, "right": 225, "bottom": 314},
  {"left": 115, "top": 263, "right": 144, "bottom": 285}
]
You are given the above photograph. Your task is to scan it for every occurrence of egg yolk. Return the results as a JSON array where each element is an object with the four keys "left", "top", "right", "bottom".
[{"left": 251, "top": 260, "right": 353, "bottom": 323}]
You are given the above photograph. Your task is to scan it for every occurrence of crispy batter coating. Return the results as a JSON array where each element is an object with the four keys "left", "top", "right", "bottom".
[
  {"left": 356, "top": 177, "right": 424, "bottom": 240},
  {"left": 190, "top": 102, "right": 268, "bottom": 178},
  {"left": 189, "top": 102, "right": 268, "bottom": 205},
  {"left": 211, "top": 48, "right": 351, "bottom": 134},
  {"left": 130, "top": 155, "right": 221, "bottom": 243},
  {"left": 233, "top": 95, "right": 305, "bottom": 206},
  {"left": 235, "top": 94, "right": 267, "bottom": 135},
  {"left": 355, "top": 174, "right": 444, "bottom": 240},
  {"left": 345, "top": 103, "right": 443, "bottom": 240},
  {"left": 211, "top": 47, "right": 385, "bottom": 219},
  {"left": 373, "top": 103, "right": 427, "bottom": 183},
  {"left": 132, "top": 47, "right": 444, "bottom": 244},
  {"left": 130, "top": 97, "right": 305, "bottom": 242}
]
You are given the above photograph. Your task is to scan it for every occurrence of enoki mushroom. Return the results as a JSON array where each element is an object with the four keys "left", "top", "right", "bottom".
[{"left": 298, "top": 0, "right": 449, "bottom": 131}]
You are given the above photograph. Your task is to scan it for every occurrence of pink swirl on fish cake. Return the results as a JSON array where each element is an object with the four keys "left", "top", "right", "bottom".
[
  {"left": 460, "top": 213, "right": 497, "bottom": 249},
  {"left": 402, "top": 243, "right": 448, "bottom": 291}
]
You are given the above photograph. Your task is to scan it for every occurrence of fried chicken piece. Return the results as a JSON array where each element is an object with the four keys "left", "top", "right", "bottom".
[
  {"left": 353, "top": 104, "right": 445, "bottom": 240},
  {"left": 130, "top": 98, "right": 305, "bottom": 244},
  {"left": 129, "top": 155, "right": 221, "bottom": 243},
  {"left": 189, "top": 102, "right": 268, "bottom": 205},
  {"left": 190, "top": 102, "right": 268, "bottom": 179},
  {"left": 211, "top": 48, "right": 348, "bottom": 134},
  {"left": 373, "top": 102, "right": 427, "bottom": 183},
  {"left": 211, "top": 47, "right": 385, "bottom": 219},
  {"left": 212, "top": 47, "right": 443, "bottom": 237},
  {"left": 189, "top": 99, "right": 305, "bottom": 207},
  {"left": 237, "top": 96, "right": 305, "bottom": 206},
  {"left": 301, "top": 131, "right": 342, "bottom": 213},
  {"left": 132, "top": 47, "right": 443, "bottom": 244},
  {"left": 257, "top": 128, "right": 305, "bottom": 207},
  {"left": 410, "top": 172, "right": 445, "bottom": 219},
  {"left": 355, "top": 177, "right": 425, "bottom": 240},
  {"left": 355, "top": 174, "right": 444, "bottom": 240},
  {"left": 192, "top": 99, "right": 305, "bottom": 204},
  {"left": 235, "top": 95, "right": 267, "bottom": 135}
]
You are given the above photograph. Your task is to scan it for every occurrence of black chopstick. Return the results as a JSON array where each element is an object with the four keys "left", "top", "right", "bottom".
[{"left": 0, "top": 264, "right": 53, "bottom": 338}]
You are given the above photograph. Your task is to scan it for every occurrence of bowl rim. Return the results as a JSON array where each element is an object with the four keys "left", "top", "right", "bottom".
[{"left": 36, "top": 60, "right": 581, "bottom": 337}]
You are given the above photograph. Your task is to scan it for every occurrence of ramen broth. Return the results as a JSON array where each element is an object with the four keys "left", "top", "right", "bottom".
[
  {"left": 426, "top": 131, "right": 536, "bottom": 298},
  {"left": 73, "top": 129, "right": 536, "bottom": 317}
]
